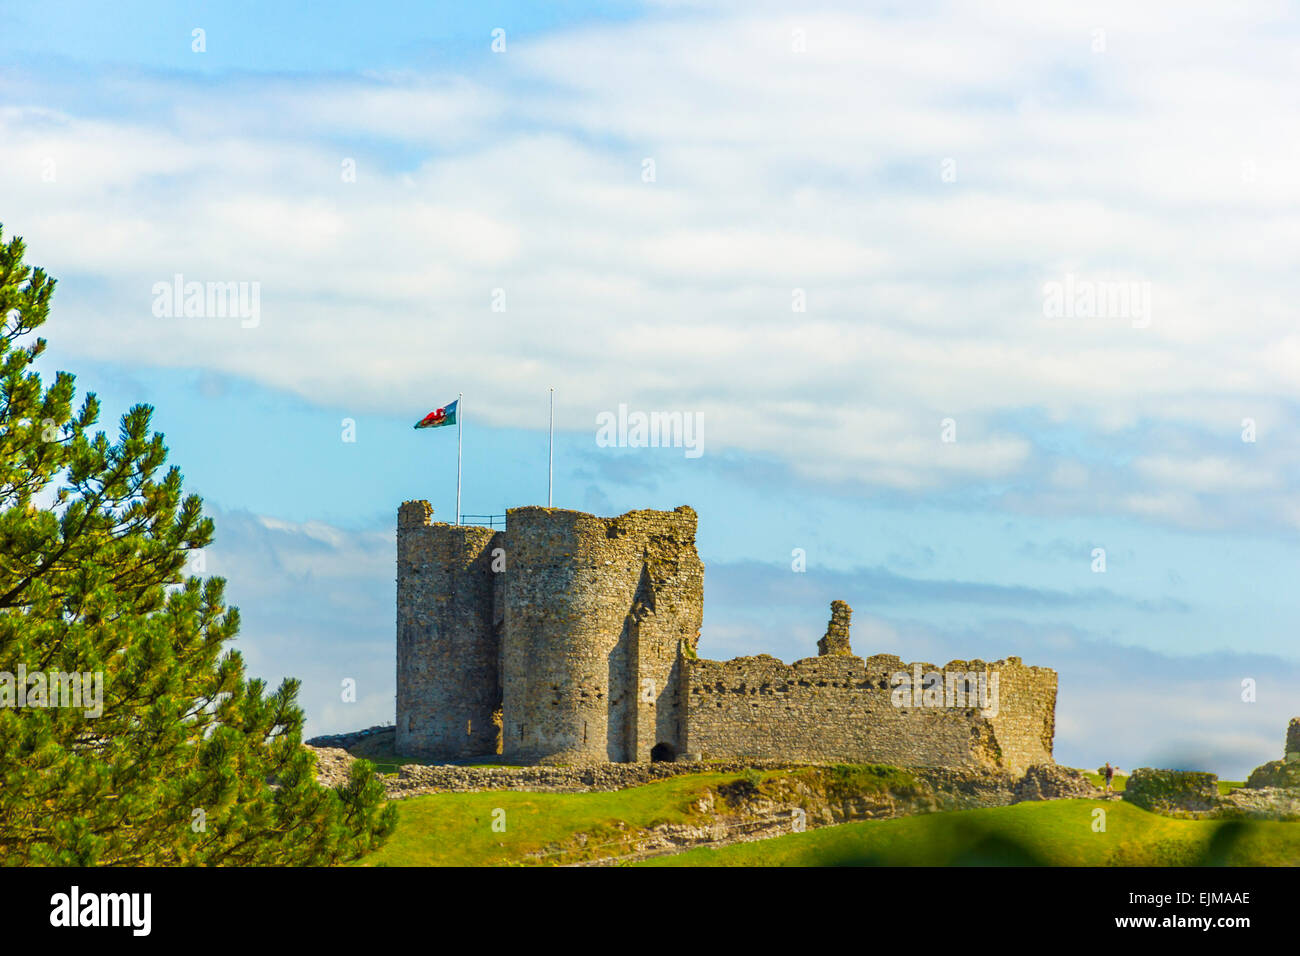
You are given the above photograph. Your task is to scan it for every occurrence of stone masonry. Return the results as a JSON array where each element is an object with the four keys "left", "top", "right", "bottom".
[
  {"left": 1243, "top": 716, "right": 1300, "bottom": 789},
  {"left": 396, "top": 500, "right": 500, "bottom": 759},
  {"left": 397, "top": 502, "right": 703, "bottom": 764},
  {"left": 817, "top": 600, "right": 853, "bottom": 656},
  {"left": 396, "top": 502, "right": 1058, "bottom": 773},
  {"left": 682, "top": 652, "right": 1056, "bottom": 775}
]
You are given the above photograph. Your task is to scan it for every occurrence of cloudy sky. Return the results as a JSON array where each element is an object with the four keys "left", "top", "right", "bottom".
[{"left": 2, "top": 0, "right": 1298, "bottom": 777}]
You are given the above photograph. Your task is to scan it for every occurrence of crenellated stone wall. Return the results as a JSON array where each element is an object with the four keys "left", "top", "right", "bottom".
[{"left": 681, "top": 652, "right": 1056, "bottom": 775}]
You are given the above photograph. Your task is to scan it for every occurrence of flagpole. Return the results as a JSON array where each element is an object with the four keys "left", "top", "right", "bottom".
[
  {"left": 456, "top": 392, "right": 463, "bottom": 525},
  {"left": 548, "top": 387, "right": 554, "bottom": 508}
]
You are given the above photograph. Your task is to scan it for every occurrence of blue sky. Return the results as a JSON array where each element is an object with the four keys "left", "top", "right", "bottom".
[
  {"left": 3, "top": 0, "right": 1299, "bottom": 778},
  {"left": 1, "top": 1, "right": 646, "bottom": 72}
]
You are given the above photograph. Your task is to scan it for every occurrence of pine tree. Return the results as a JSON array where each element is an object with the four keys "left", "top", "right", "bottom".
[{"left": 0, "top": 225, "right": 397, "bottom": 865}]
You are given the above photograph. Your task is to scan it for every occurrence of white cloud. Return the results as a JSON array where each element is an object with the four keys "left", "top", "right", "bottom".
[
  {"left": 2, "top": 1, "right": 1299, "bottom": 524},
  {"left": 1134, "top": 455, "right": 1281, "bottom": 494}
]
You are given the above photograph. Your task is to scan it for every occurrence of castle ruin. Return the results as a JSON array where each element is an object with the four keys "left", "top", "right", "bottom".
[{"left": 396, "top": 502, "right": 1058, "bottom": 773}]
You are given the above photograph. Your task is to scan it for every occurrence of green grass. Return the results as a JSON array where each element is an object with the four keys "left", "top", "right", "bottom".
[
  {"left": 821, "top": 763, "right": 922, "bottom": 799},
  {"left": 361, "top": 771, "right": 761, "bottom": 866},
  {"left": 357, "top": 764, "right": 1296, "bottom": 867},
  {"left": 640, "top": 799, "right": 1300, "bottom": 867},
  {"left": 1084, "top": 771, "right": 1127, "bottom": 791}
]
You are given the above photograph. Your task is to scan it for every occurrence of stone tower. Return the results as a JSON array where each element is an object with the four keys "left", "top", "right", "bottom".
[
  {"left": 500, "top": 505, "right": 703, "bottom": 764},
  {"left": 395, "top": 502, "right": 704, "bottom": 764},
  {"left": 395, "top": 501, "right": 502, "bottom": 759}
]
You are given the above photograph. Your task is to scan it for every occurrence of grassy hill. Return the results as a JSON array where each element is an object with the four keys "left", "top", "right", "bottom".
[
  {"left": 362, "top": 771, "right": 744, "bottom": 866},
  {"left": 642, "top": 798, "right": 1300, "bottom": 866},
  {"left": 358, "top": 767, "right": 1300, "bottom": 867}
]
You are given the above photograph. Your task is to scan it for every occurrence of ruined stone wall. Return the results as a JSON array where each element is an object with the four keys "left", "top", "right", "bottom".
[
  {"left": 499, "top": 506, "right": 703, "bottom": 764},
  {"left": 393, "top": 499, "right": 1057, "bottom": 772},
  {"left": 817, "top": 600, "right": 853, "bottom": 656},
  {"left": 981, "top": 658, "right": 1058, "bottom": 772},
  {"left": 395, "top": 501, "right": 501, "bottom": 759},
  {"left": 682, "top": 653, "right": 1056, "bottom": 775}
]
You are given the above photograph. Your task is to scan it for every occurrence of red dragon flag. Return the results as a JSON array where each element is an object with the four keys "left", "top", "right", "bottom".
[
  {"left": 414, "top": 399, "right": 458, "bottom": 429},
  {"left": 413, "top": 395, "right": 463, "bottom": 524}
]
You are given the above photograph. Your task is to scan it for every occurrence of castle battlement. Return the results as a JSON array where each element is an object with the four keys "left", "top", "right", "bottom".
[{"left": 395, "top": 501, "right": 1057, "bottom": 771}]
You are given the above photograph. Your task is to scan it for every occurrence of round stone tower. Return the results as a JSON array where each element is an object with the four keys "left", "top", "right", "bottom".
[
  {"left": 500, "top": 505, "right": 703, "bottom": 764},
  {"left": 395, "top": 500, "right": 501, "bottom": 759}
]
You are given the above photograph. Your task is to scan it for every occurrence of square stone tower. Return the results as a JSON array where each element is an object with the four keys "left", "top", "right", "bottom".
[
  {"left": 395, "top": 502, "right": 704, "bottom": 764},
  {"left": 395, "top": 501, "right": 502, "bottom": 759}
]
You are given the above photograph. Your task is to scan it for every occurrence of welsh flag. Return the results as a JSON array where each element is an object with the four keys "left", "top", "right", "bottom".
[{"left": 414, "top": 399, "right": 458, "bottom": 429}]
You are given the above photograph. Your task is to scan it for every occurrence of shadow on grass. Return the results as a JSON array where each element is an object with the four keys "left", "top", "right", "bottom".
[
  {"left": 823, "top": 817, "right": 1258, "bottom": 867},
  {"left": 823, "top": 829, "right": 1051, "bottom": 867},
  {"left": 1197, "top": 820, "right": 1251, "bottom": 867}
]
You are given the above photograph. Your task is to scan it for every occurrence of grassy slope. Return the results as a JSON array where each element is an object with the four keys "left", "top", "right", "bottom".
[
  {"left": 360, "top": 766, "right": 1299, "bottom": 867},
  {"left": 363, "top": 771, "right": 744, "bottom": 866},
  {"left": 641, "top": 799, "right": 1300, "bottom": 867}
]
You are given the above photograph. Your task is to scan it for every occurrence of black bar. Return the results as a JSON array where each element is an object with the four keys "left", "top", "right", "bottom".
[{"left": 0, "top": 865, "right": 1283, "bottom": 941}]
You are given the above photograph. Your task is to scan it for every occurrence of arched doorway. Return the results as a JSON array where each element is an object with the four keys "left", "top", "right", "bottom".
[{"left": 650, "top": 742, "right": 676, "bottom": 762}]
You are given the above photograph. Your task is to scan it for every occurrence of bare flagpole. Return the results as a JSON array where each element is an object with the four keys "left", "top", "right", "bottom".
[
  {"left": 456, "top": 392, "right": 463, "bottom": 525},
  {"left": 548, "top": 387, "right": 554, "bottom": 508}
]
